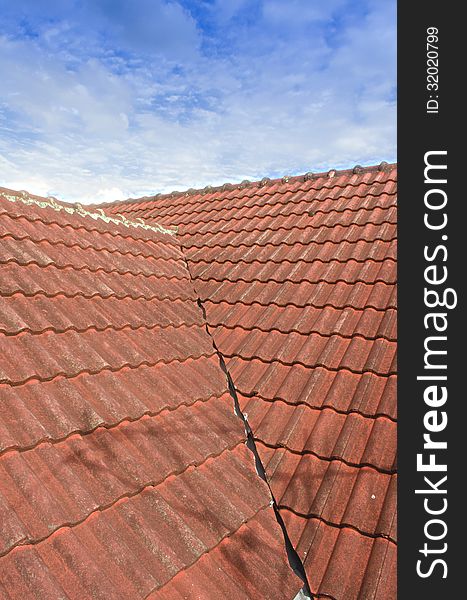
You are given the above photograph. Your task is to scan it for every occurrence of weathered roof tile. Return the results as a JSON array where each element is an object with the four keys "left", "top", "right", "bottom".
[
  {"left": 106, "top": 163, "right": 397, "bottom": 598},
  {"left": 0, "top": 189, "right": 300, "bottom": 598}
]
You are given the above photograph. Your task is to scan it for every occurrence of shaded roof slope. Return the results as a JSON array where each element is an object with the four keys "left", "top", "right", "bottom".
[
  {"left": 104, "top": 163, "right": 398, "bottom": 599},
  {"left": 0, "top": 189, "right": 301, "bottom": 599}
]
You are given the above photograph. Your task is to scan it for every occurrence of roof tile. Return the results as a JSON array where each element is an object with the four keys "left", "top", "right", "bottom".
[
  {"left": 107, "top": 164, "right": 397, "bottom": 597},
  {"left": 0, "top": 190, "right": 300, "bottom": 598}
]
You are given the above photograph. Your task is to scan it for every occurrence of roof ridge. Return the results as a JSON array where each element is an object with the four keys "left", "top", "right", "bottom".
[
  {"left": 0, "top": 187, "right": 177, "bottom": 236},
  {"left": 99, "top": 161, "right": 396, "bottom": 208}
]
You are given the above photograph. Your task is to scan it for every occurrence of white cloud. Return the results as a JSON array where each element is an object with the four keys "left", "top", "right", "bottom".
[{"left": 0, "top": 0, "right": 396, "bottom": 204}]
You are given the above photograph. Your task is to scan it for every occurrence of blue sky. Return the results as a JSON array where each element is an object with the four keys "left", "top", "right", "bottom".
[{"left": 0, "top": 0, "right": 396, "bottom": 204}]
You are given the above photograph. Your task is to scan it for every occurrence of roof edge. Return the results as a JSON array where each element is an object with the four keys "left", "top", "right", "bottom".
[
  {"left": 0, "top": 187, "right": 178, "bottom": 236},
  {"left": 99, "top": 161, "right": 397, "bottom": 209}
]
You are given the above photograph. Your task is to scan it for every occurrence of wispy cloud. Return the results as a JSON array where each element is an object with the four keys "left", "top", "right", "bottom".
[{"left": 0, "top": 0, "right": 396, "bottom": 203}]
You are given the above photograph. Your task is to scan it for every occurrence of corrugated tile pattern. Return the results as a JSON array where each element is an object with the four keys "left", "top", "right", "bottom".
[
  {"left": 0, "top": 190, "right": 300, "bottom": 599},
  {"left": 107, "top": 165, "right": 397, "bottom": 599},
  {"left": 149, "top": 505, "right": 297, "bottom": 600}
]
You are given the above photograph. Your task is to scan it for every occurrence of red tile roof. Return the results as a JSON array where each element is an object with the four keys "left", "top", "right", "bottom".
[
  {"left": 0, "top": 189, "right": 301, "bottom": 599},
  {"left": 104, "top": 163, "right": 397, "bottom": 599}
]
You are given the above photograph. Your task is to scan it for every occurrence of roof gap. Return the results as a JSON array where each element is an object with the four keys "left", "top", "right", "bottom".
[{"left": 181, "top": 249, "right": 312, "bottom": 598}]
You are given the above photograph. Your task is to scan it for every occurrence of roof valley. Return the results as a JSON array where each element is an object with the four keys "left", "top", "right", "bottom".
[
  {"left": 105, "top": 164, "right": 397, "bottom": 599},
  {"left": 180, "top": 244, "right": 313, "bottom": 599}
]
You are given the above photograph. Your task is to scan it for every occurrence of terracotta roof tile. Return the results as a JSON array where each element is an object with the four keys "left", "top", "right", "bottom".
[
  {"left": 281, "top": 513, "right": 396, "bottom": 600},
  {"left": 259, "top": 446, "right": 396, "bottom": 541},
  {"left": 0, "top": 295, "right": 203, "bottom": 336},
  {"left": 0, "top": 189, "right": 301, "bottom": 598},
  {"left": 238, "top": 396, "right": 396, "bottom": 471},
  {"left": 211, "top": 327, "right": 396, "bottom": 375},
  {"left": 205, "top": 302, "right": 397, "bottom": 340},
  {"left": 107, "top": 163, "right": 397, "bottom": 598},
  {"left": 150, "top": 506, "right": 298, "bottom": 600},
  {"left": 1, "top": 261, "right": 197, "bottom": 301},
  {"left": 229, "top": 359, "right": 397, "bottom": 419},
  {"left": 1, "top": 447, "right": 298, "bottom": 599}
]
